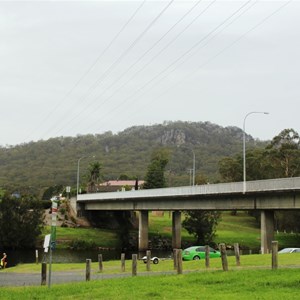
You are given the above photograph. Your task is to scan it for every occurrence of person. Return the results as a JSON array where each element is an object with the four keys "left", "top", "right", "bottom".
[{"left": 1, "top": 253, "right": 7, "bottom": 269}]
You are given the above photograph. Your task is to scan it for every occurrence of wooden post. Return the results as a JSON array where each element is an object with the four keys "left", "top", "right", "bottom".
[
  {"left": 98, "top": 254, "right": 103, "bottom": 272},
  {"left": 234, "top": 243, "right": 240, "bottom": 266},
  {"left": 173, "top": 249, "right": 178, "bottom": 270},
  {"left": 146, "top": 250, "right": 151, "bottom": 272},
  {"left": 36, "top": 250, "right": 39, "bottom": 264},
  {"left": 219, "top": 243, "right": 228, "bottom": 271},
  {"left": 272, "top": 241, "right": 278, "bottom": 270},
  {"left": 132, "top": 254, "right": 137, "bottom": 276},
  {"left": 41, "top": 262, "right": 47, "bottom": 286},
  {"left": 86, "top": 259, "right": 91, "bottom": 281},
  {"left": 121, "top": 253, "right": 125, "bottom": 272},
  {"left": 205, "top": 245, "right": 210, "bottom": 268},
  {"left": 177, "top": 249, "right": 183, "bottom": 275}
]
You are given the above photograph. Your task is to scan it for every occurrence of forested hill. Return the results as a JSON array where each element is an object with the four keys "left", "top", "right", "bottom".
[{"left": 0, "top": 121, "right": 265, "bottom": 195}]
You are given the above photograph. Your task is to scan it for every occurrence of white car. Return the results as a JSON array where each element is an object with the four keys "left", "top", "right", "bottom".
[
  {"left": 278, "top": 248, "right": 300, "bottom": 253},
  {"left": 142, "top": 256, "right": 159, "bottom": 264}
]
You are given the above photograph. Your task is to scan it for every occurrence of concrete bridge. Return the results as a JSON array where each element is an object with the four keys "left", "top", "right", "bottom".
[{"left": 77, "top": 177, "right": 300, "bottom": 254}]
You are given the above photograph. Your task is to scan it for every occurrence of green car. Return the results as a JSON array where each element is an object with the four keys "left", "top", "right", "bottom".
[{"left": 182, "top": 246, "right": 221, "bottom": 261}]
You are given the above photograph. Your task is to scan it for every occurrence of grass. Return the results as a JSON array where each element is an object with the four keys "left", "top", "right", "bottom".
[
  {"left": 42, "top": 211, "right": 299, "bottom": 251},
  {"left": 1, "top": 254, "right": 300, "bottom": 299},
  {"left": 215, "top": 211, "right": 261, "bottom": 249},
  {"left": 148, "top": 212, "right": 191, "bottom": 240},
  {"left": 148, "top": 211, "right": 262, "bottom": 249},
  {"left": 4, "top": 253, "right": 300, "bottom": 274},
  {"left": 42, "top": 226, "right": 118, "bottom": 249}
]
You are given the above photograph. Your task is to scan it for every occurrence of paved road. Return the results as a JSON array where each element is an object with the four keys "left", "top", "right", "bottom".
[
  {"left": 0, "top": 271, "right": 130, "bottom": 287},
  {"left": 0, "top": 270, "right": 174, "bottom": 287}
]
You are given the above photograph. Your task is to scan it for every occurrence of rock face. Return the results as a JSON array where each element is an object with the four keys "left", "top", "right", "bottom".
[{"left": 160, "top": 129, "right": 186, "bottom": 146}]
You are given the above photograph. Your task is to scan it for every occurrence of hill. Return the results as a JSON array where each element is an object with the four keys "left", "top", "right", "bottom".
[{"left": 0, "top": 121, "right": 265, "bottom": 195}]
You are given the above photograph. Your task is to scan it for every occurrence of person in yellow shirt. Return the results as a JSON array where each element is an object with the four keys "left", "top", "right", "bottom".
[{"left": 0, "top": 253, "right": 7, "bottom": 269}]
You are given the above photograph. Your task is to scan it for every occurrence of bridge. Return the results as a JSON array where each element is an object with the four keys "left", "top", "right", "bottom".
[{"left": 77, "top": 177, "right": 300, "bottom": 254}]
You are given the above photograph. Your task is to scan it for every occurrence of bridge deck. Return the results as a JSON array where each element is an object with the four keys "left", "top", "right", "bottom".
[{"left": 77, "top": 177, "right": 300, "bottom": 211}]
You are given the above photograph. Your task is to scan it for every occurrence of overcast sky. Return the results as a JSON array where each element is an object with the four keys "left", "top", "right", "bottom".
[{"left": 1, "top": 0, "right": 299, "bottom": 146}]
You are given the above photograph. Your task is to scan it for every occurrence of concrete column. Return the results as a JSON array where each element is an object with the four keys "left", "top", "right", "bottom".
[
  {"left": 172, "top": 211, "right": 182, "bottom": 249},
  {"left": 138, "top": 211, "right": 149, "bottom": 252},
  {"left": 261, "top": 210, "right": 275, "bottom": 254}
]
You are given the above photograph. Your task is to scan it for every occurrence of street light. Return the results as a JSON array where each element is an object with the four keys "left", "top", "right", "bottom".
[
  {"left": 243, "top": 111, "right": 269, "bottom": 193},
  {"left": 191, "top": 148, "right": 195, "bottom": 186},
  {"left": 180, "top": 146, "right": 195, "bottom": 186},
  {"left": 77, "top": 155, "right": 95, "bottom": 197}
]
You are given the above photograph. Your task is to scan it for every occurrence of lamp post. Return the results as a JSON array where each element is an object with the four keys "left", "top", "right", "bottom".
[
  {"left": 243, "top": 111, "right": 269, "bottom": 193},
  {"left": 77, "top": 155, "right": 95, "bottom": 197},
  {"left": 180, "top": 147, "right": 195, "bottom": 186},
  {"left": 191, "top": 148, "right": 195, "bottom": 186}
]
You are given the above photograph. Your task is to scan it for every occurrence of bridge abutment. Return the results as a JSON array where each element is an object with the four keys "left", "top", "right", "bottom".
[
  {"left": 261, "top": 210, "right": 275, "bottom": 254},
  {"left": 172, "top": 211, "right": 182, "bottom": 249}
]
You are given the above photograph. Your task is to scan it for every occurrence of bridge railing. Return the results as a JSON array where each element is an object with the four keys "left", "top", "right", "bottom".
[{"left": 77, "top": 177, "right": 300, "bottom": 202}]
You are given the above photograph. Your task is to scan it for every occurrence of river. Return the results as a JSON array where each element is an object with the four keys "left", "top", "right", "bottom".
[{"left": 4, "top": 248, "right": 174, "bottom": 267}]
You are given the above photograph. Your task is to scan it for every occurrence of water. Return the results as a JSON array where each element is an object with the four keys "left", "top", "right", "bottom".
[
  {"left": 4, "top": 248, "right": 258, "bottom": 267},
  {"left": 4, "top": 249, "right": 173, "bottom": 267}
]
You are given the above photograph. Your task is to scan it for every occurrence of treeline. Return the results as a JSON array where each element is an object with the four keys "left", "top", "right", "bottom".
[
  {"left": 219, "top": 128, "right": 300, "bottom": 232},
  {"left": 0, "top": 121, "right": 262, "bottom": 196}
]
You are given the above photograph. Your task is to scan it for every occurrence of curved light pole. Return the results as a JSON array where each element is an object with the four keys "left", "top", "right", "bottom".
[
  {"left": 77, "top": 155, "right": 95, "bottom": 197},
  {"left": 243, "top": 111, "right": 269, "bottom": 193}
]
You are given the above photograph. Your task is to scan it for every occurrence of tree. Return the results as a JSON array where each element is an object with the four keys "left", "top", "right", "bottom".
[
  {"left": 86, "top": 161, "right": 102, "bottom": 193},
  {"left": 42, "top": 185, "right": 64, "bottom": 200},
  {"left": 218, "top": 156, "right": 242, "bottom": 182},
  {"left": 143, "top": 148, "right": 170, "bottom": 189},
  {"left": 266, "top": 129, "right": 300, "bottom": 177},
  {"left": 219, "top": 129, "right": 300, "bottom": 182},
  {"left": 0, "top": 195, "right": 44, "bottom": 249},
  {"left": 182, "top": 211, "right": 221, "bottom": 245},
  {"left": 218, "top": 128, "right": 300, "bottom": 231}
]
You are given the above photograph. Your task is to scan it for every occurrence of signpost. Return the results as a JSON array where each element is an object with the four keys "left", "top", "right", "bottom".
[
  {"left": 66, "top": 186, "right": 71, "bottom": 199},
  {"left": 48, "top": 200, "right": 58, "bottom": 288}
]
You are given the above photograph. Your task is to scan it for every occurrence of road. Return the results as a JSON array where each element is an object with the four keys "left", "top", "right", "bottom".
[{"left": 0, "top": 270, "right": 174, "bottom": 287}]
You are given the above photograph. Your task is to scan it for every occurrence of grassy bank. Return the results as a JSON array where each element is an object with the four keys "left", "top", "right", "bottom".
[
  {"left": 4, "top": 252, "right": 300, "bottom": 274},
  {"left": 1, "top": 253, "right": 300, "bottom": 299},
  {"left": 42, "top": 226, "right": 119, "bottom": 249},
  {"left": 45, "top": 211, "right": 298, "bottom": 251},
  {"left": 0, "top": 269, "right": 299, "bottom": 299}
]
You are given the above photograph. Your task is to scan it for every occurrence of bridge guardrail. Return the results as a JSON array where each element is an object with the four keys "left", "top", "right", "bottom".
[{"left": 77, "top": 177, "right": 300, "bottom": 202}]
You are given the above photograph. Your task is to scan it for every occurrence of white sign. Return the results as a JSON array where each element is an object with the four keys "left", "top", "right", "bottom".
[{"left": 43, "top": 234, "right": 51, "bottom": 253}]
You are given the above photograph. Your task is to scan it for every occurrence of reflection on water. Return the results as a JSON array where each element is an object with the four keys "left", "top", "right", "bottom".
[
  {"left": 5, "top": 248, "right": 258, "bottom": 267},
  {"left": 6, "top": 249, "right": 173, "bottom": 267}
]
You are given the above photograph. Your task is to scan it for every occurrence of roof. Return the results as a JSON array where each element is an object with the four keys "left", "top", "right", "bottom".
[{"left": 99, "top": 180, "right": 145, "bottom": 187}]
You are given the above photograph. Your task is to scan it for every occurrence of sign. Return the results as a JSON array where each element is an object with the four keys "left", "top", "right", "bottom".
[
  {"left": 43, "top": 234, "right": 51, "bottom": 253},
  {"left": 66, "top": 186, "right": 71, "bottom": 193}
]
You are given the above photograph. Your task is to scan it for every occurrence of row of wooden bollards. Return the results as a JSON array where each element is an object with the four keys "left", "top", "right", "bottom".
[{"left": 41, "top": 241, "right": 280, "bottom": 285}]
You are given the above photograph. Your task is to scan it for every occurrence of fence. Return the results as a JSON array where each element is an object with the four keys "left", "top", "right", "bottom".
[{"left": 41, "top": 241, "right": 282, "bottom": 285}]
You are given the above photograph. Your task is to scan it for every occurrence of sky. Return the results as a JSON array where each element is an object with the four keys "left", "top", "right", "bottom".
[{"left": 1, "top": 0, "right": 299, "bottom": 146}]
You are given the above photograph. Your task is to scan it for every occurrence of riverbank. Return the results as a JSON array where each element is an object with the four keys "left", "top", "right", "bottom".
[
  {"left": 0, "top": 254, "right": 300, "bottom": 299},
  {"left": 42, "top": 211, "right": 299, "bottom": 252}
]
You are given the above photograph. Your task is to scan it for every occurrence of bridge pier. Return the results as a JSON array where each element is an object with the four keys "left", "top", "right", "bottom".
[
  {"left": 261, "top": 210, "right": 275, "bottom": 254},
  {"left": 138, "top": 211, "right": 149, "bottom": 252},
  {"left": 172, "top": 211, "right": 182, "bottom": 249}
]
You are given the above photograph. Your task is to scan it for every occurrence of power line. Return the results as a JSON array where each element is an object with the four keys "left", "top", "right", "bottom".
[
  {"left": 70, "top": 0, "right": 217, "bottom": 134},
  {"left": 23, "top": 0, "right": 146, "bottom": 142},
  {"left": 41, "top": 0, "right": 174, "bottom": 139},
  {"left": 114, "top": 0, "right": 291, "bottom": 130},
  {"left": 82, "top": 0, "right": 252, "bottom": 132},
  {"left": 52, "top": 0, "right": 203, "bottom": 136}
]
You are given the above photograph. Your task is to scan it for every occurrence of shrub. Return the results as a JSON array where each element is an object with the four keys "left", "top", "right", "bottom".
[{"left": 69, "top": 239, "right": 97, "bottom": 250}]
